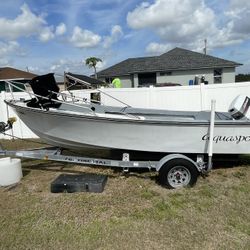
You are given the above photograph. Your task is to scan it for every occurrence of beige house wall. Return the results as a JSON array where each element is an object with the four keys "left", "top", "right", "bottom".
[
  {"left": 99, "top": 67, "right": 236, "bottom": 87},
  {"left": 156, "top": 67, "right": 235, "bottom": 85},
  {"left": 119, "top": 76, "right": 132, "bottom": 88}
]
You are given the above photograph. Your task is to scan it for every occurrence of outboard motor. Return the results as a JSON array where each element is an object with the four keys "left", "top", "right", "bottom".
[{"left": 229, "top": 95, "right": 250, "bottom": 120}]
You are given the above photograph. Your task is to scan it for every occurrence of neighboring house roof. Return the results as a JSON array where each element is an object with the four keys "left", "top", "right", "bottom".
[
  {"left": 97, "top": 47, "right": 242, "bottom": 78},
  {"left": 65, "top": 72, "right": 105, "bottom": 87},
  {"left": 0, "top": 67, "right": 37, "bottom": 80}
]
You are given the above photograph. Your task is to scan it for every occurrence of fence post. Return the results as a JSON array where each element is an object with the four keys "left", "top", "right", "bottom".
[
  {"left": 149, "top": 85, "right": 154, "bottom": 108},
  {"left": 199, "top": 83, "right": 206, "bottom": 110}
]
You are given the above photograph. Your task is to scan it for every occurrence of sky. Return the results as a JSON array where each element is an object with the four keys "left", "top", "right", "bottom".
[{"left": 0, "top": 0, "right": 250, "bottom": 77}]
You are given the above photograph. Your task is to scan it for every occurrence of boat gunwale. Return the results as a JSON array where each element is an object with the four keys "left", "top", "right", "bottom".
[{"left": 5, "top": 100, "right": 250, "bottom": 127}]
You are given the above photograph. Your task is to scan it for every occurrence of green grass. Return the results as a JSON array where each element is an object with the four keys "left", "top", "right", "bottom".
[{"left": 0, "top": 139, "right": 250, "bottom": 250}]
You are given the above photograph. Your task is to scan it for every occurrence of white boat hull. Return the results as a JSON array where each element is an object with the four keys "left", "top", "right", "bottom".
[{"left": 8, "top": 101, "right": 250, "bottom": 154}]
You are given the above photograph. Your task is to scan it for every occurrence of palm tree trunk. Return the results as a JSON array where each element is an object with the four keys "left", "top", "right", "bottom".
[{"left": 94, "top": 67, "right": 97, "bottom": 79}]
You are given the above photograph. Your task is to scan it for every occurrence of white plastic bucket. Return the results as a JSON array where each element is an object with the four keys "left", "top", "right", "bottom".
[{"left": 0, "top": 157, "right": 23, "bottom": 186}]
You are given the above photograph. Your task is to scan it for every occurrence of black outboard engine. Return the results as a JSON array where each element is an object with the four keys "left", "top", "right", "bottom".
[
  {"left": 229, "top": 95, "right": 250, "bottom": 120},
  {"left": 27, "top": 73, "right": 61, "bottom": 109}
]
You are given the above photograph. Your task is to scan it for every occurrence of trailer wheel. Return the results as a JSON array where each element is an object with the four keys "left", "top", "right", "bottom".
[{"left": 158, "top": 159, "right": 199, "bottom": 189}]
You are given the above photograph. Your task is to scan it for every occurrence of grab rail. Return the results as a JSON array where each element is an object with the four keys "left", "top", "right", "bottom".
[
  {"left": 5, "top": 81, "right": 97, "bottom": 115},
  {"left": 5, "top": 81, "right": 142, "bottom": 120}
]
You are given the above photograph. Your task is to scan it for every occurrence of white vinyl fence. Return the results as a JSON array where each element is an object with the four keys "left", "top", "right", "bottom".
[
  {"left": 1, "top": 82, "right": 250, "bottom": 139},
  {"left": 100, "top": 82, "right": 250, "bottom": 111},
  {"left": 0, "top": 91, "right": 38, "bottom": 139}
]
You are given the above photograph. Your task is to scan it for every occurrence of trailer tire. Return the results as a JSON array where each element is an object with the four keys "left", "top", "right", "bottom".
[{"left": 158, "top": 158, "right": 199, "bottom": 189}]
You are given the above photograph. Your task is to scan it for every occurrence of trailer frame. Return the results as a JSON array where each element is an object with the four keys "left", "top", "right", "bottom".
[{"left": 0, "top": 146, "right": 207, "bottom": 188}]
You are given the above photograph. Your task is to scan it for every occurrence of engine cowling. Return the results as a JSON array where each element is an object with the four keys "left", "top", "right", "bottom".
[{"left": 229, "top": 95, "right": 250, "bottom": 120}]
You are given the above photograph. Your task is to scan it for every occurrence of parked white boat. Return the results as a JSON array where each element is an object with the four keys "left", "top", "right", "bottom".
[
  {"left": 4, "top": 73, "right": 250, "bottom": 155},
  {"left": 3, "top": 74, "right": 250, "bottom": 189}
]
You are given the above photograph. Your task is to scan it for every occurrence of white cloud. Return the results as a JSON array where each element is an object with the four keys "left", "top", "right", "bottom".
[
  {"left": 39, "top": 27, "right": 55, "bottom": 42},
  {"left": 127, "top": 0, "right": 250, "bottom": 52},
  {"left": 146, "top": 42, "right": 173, "bottom": 55},
  {"left": 0, "top": 41, "right": 26, "bottom": 59},
  {"left": 0, "top": 41, "right": 26, "bottom": 67},
  {"left": 26, "top": 66, "right": 41, "bottom": 74},
  {"left": 55, "top": 23, "right": 67, "bottom": 36},
  {"left": 0, "top": 4, "right": 66, "bottom": 42},
  {"left": 49, "top": 57, "right": 106, "bottom": 76},
  {"left": 127, "top": 0, "right": 215, "bottom": 42},
  {"left": 0, "top": 41, "right": 22, "bottom": 56},
  {"left": 70, "top": 26, "right": 101, "bottom": 48},
  {"left": 225, "top": 0, "right": 250, "bottom": 36},
  {"left": 50, "top": 59, "right": 67, "bottom": 72},
  {"left": 97, "top": 60, "right": 106, "bottom": 70},
  {"left": 0, "top": 3, "right": 46, "bottom": 40},
  {"left": 127, "top": 0, "right": 210, "bottom": 29},
  {"left": 228, "top": 0, "right": 250, "bottom": 10},
  {"left": 50, "top": 58, "right": 84, "bottom": 74},
  {"left": 103, "top": 25, "right": 123, "bottom": 48},
  {"left": 0, "top": 58, "right": 11, "bottom": 67}
]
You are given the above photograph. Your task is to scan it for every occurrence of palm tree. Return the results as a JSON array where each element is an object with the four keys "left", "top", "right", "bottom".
[{"left": 85, "top": 57, "right": 102, "bottom": 79}]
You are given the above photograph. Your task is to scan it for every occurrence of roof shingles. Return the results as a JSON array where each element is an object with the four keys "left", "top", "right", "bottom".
[
  {"left": 97, "top": 47, "right": 242, "bottom": 78},
  {"left": 0, "top": 67, "right": 37, "bottom": 80}
]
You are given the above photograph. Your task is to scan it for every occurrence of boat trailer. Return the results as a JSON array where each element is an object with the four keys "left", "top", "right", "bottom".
[{"left": 0, "top": 145, "right": 207, "bottom": 189}]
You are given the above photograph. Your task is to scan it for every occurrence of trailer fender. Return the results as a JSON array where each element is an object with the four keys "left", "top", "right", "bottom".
[{"left": 156, "top": 154, "right": 200, "bottom": 172}]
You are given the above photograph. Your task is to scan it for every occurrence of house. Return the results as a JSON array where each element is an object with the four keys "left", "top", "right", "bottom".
[
  {"left": 97, "top": 47, "right": 242, "bottom": 87},
  {"left": 0, "top": 67, "right": 37, "bottom": 92}
]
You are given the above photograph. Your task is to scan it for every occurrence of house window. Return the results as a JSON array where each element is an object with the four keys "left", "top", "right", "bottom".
[
  {"left": 214, "top": 68, "right": 222, "bottom": 83},
  {"left": 105, "top": 78, "right": 113, "bottom": 83},
  {"left": 138, "top": 73, "right": 156, "bottom": 87}
]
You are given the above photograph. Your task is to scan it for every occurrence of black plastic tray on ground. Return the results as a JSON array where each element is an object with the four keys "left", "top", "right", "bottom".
[{"left": 51, "top": 173, "right": 108, "bottom": 193}]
